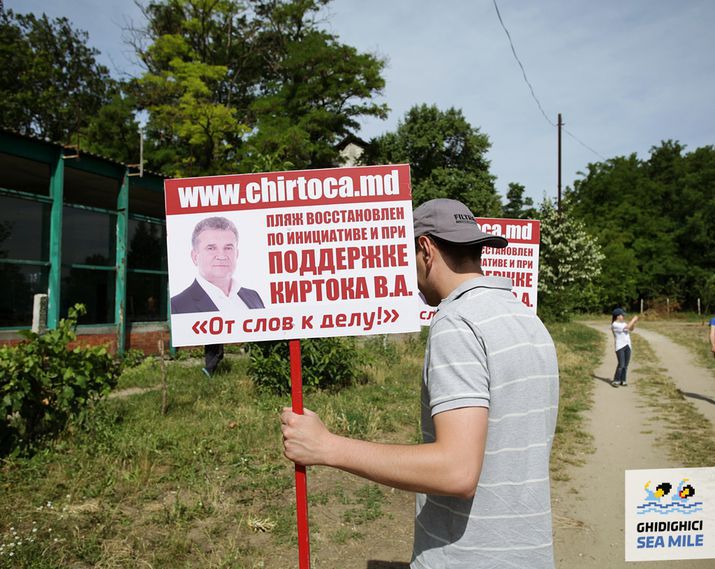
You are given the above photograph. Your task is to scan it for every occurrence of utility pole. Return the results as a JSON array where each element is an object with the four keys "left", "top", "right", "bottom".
[{"left": 557, "top": 113, "right": 563, "bottom": 214}]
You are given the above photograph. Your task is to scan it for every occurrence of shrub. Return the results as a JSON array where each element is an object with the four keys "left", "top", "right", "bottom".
[
  {"left": 247, "top": 337, "right": 363, "bottom": 395},
  {"left": 538, "top": 199, "right": 604, "bottom": 321},
  {"left": 120, "top": 348, "right": 146, "bottom": 370},
  {"left": 0, "top": 304, "right": 120, "bottom": 455},
  {"left": 171, "top": 346, "right": 204, "bottom": 360}
]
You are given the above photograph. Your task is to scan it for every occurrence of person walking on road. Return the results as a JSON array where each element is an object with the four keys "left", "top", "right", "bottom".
[{"left": 611, "top": 307, "right": 639, "bottom": 387}]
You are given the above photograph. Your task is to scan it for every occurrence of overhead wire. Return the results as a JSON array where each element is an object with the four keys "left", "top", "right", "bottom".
[
  {"left": 492, "top": 0, "right": 606, "bottom": 161},
  {"left": 492, "top": 0, "right": 555, "bottom": 128},
  {"left": 563, "top": 127, "right": 607, "bottom": 160}
]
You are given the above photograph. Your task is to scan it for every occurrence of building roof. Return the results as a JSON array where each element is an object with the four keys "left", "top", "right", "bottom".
[{"left": 0, "top": 127, "right": 166, "bottom": 179}]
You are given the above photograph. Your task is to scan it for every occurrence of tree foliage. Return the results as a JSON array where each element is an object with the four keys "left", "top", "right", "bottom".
[
  {"left": 363, "top": 104, "right": 502, "bottom": 216},
  {"left": 128, "top": 0, "right": 248, "bottom": 175},
  {"left": 131, "top": 0, "right": 387, "bottom": 176},
  {"left": 1, "top": 1, "right": 387, "bottom": 176},
  {"left": 568, "top": 141, "right": 715, "bottom": 310},
  {"left": 242, "top": 0, "right": 388, "bottom": 171},
  {"left": 537, "top": 199, "right": 604, "bottom": 321},
  {"left": 503, "top": 182, "right": 537, "bottom": 219},
  {"left": 81, "top": 91, "right": 142, "bottom": 164},
  {"left": 0, "top": 9, "right": 114, "bottom": 143}
]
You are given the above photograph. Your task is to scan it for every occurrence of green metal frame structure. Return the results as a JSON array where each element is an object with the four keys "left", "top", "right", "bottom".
[
  {"left": 0, "top": 130, "right": 168, "bottom": 354},
  {"left": 48, "top": 149, "right": 64, "bottom": 329},
  {"left": 115, "top": 171, "right": 129, "bottom": 354}
]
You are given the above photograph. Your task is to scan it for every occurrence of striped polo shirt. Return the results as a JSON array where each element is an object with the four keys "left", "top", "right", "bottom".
[{"left": 412, "top": 276, "right": 559, "bottom": 569}]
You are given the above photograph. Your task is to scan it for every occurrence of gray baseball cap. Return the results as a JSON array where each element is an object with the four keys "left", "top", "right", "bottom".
[{"left": 413, "top": 198, "right": 509, "bottom": 248}]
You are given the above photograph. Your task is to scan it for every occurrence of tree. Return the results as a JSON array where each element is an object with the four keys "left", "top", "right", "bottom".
[
  {"left": 569, "top": 141, "right": 715, "bottom": 311},
  {"left": 81, "top": 90, "right": 141, "bottom": 164},
  {"left": 242, "top": 0, "right": 388, "bottom": 170},
  {"left": 503, "top": 182, "right": 536, "bottom": 219},
  {"left": 136, "top": 54, "right": 246, "bottom": 176},
  {"left": 537, "top": 199, "right": 604, "bottom": 320},
  {"left": 363, "top": 104, "right": 502, "bottom": 216},
  {"left": 132, "top": 0, "right": 387, "bottom": 175},
  {"left": 699, "top": 273, "right": 715, "bottom": 315},
  {"left": 0, "top": 10, "right": 114, "bottom": 143}
]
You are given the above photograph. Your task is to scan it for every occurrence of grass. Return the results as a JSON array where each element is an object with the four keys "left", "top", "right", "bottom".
[
  {"left": 0, "top": 322, "right": 620, "bottom": 567},
  {"left": 631, "top": 333, "right": 715, "bottom": 467},
  {"left": 0, "top": 334, "right": 424, "bottom": 569},
  {"left": 547, "top": 322, "right": 603, "bottom": 481}
]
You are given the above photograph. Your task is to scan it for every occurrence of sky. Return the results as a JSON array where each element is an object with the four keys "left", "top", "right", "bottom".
[{"left": 6, "top": 0, "right": 715, "bottom": 205}]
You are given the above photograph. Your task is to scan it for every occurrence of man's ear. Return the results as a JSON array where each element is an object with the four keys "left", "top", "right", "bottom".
[
  {"left": 418, "top": 235, "right": 433, "bottom": 264},
  {"left": 191, "top": 249, "right": 198, "bottom": 266}
]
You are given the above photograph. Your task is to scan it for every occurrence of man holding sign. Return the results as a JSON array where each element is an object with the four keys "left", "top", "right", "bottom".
[{"left": 281, "top": 198, "right": 559, "bottom": 568}]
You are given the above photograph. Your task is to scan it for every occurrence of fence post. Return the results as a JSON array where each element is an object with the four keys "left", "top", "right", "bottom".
[
  {"left": 32, "top": 293, "right": 48, "bottom": 335},
  {"left": 640, "top": 298, "right": 644, "bottom": 315},
  {"left": 159, "top": 339, "right": 168, "bottom": 416}
]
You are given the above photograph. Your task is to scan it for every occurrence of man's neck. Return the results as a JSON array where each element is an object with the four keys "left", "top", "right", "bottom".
[
  {"left": 217, "top": 281, "right": 232, "bottom": 296},
  {"left": 441, "top": 271, "right": 483, "bottom": 300},
  {"left": 200, "top": 275, "right": 234, "bottom": 297}
]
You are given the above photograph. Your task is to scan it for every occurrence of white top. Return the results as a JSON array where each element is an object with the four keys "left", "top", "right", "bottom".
[
  {"left": 611, "top": 321, "right": 631, "bottom": 351},
  {"left": 196, "top": 275, "right": 248, "bottom": 312}
]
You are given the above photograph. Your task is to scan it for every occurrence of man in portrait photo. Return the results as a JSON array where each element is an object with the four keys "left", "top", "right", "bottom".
[{"left": 170, "top": 216, "right": 264, "bottom": 314}]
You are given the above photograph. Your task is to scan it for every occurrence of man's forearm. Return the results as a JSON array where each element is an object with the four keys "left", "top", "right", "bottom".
[
  {"left": 281, "top": 406, "right": 487, "bottom": 499},
  {"left": 324, "top": 435, "right": 479, "bottom": 499}
]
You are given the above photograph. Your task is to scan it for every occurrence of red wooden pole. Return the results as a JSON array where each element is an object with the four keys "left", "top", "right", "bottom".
[{"left": 289, "top": 339, "right": 311, "bottom": 568}]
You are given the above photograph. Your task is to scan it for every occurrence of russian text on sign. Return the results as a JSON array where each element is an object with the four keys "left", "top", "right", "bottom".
[{"left": 268, "top": 244, "right": 409, "bottom": 275}]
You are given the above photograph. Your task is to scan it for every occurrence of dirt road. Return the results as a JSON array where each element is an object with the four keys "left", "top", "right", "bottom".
[
  {"left": 637, "top": 326, "right": 715, "bottom": 431},
  {"left": 553, "top": 322, "right": 714, "bottom": 568}
]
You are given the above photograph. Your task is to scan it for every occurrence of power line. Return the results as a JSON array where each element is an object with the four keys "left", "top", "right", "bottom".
[
  {"left": 492, "top": 0, "right": 606, "bottom": 161},
  {"left": 492, "top": 0, "right": 554, "bottom": 127},
  {"left": 563, "top": 126, "right": 607, "bottom": 161}
]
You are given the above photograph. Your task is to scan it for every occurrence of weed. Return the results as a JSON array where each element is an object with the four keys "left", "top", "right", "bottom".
[
  {"left": 248, "top": 337, "right": 364, "bottom": 395},
  {"left": 0, "top": 304, "right": 120, "bottom": 455},
  {"left": 120, "top": 348, "right": 147, "bottom": 370},
  {"left": 116, "top": 356, "right": 160, "bottom": 390},
  {"left": 331, "top": 527, "right": 363, "bottom": 544},
  {"left": 343, "top": 484, "right": 385, "bottom": 526}
]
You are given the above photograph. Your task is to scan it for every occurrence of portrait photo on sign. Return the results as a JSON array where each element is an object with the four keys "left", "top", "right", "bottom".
[{"left": 166, "top": 211, "right": 269, "bottom": 317}]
